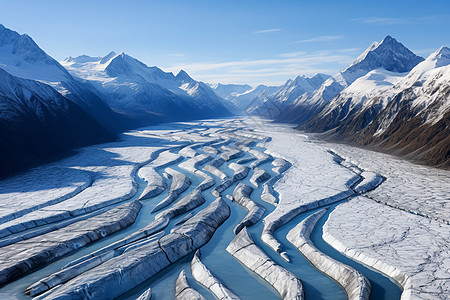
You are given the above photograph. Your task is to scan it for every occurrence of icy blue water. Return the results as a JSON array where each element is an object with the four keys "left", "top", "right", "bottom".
[{"left": 0, "top": 142, "right": 402, "bottom": 300}]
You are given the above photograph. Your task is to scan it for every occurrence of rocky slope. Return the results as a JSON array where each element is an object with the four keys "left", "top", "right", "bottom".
[
  {"left": 278, "top": 35, "right": 423, "bottom": 124},
  {"left": 0, "top": 68, "right": 114, "bottom": 178},
  {"left": 302, "top": 46, "right": 450, "bottom": 168},
  {"left": 0, "top": 24, "right": 120, "bottom": 132}
]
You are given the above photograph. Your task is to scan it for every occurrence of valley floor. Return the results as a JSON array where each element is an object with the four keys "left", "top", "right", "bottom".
[{"left": 0, "top": 118, "right": 448, "bottom": 300}]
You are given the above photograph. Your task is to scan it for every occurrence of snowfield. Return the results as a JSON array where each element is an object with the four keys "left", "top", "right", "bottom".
[{"left": 0, "top": 118, "right": 448, "bottom": 300}]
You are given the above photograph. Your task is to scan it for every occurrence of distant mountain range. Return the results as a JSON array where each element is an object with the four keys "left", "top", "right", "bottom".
[
  {"left": 0, "top": 24, "right": 231, "bottom": 178},
  {"left": 62, "top": 52, "right": 230, "bottom": 125},
  {"left": 0, "top": 22, "right": 448, "bottom": 174},
  {"left": 211, "top": 36, "right": 449, "bottom": 168}
]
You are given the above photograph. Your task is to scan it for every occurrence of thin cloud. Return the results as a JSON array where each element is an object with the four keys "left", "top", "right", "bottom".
[
  {"left": 336, "top": 48, "right": 361, "bottom": 53},
  {"left": 294, "top": 35, "right": 345, "bottom": 44},
  {"left": 278, "top": 51, "right": 307, "bottom": 58},
  {"left": 412, "top": 48, "right": 436, "bottom": 56},
  {"left": 352, "top": 16, "right": 435, "bottom": 25},
  {"left": 163, "top": 50, "right": 355, "bottom": 85},
  {"left": 253, "top": 28, "right": 281, "bottom": 34},
  {"left": 168, "top": 53, "right": 185, "bottom": 57},
  {"left": 166, "top": 53, "right": 352, "bottom": 73}
]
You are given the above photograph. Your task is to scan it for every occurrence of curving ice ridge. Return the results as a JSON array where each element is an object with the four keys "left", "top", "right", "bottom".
[
  {"left": 33, "top": 198, "right": 230, "bottom": 299},
  {"left": 286, "top": 209, "right": 371, "bottom": 300},
  {"left": 0, "top": 118, "right": 448, "bottom": 299},
  {"left": 137, "top": 287, "right": 152, "bottom": 300},
  {"left": 227, "top": 227, "right": 304, "bottom": 300},
  {"left": 175, "top": 270, "right": 206, "bottom": 300},
  {"left": 231, "top": 183, "right": 265, "bottom": 234},
  {"left": 191, "top": 250, "right": 241, "bottom": 300},
  {"left": 0, "top": 200, "right": 141, "bottom": 286},
  {"left": 152, "top": 167, "right": 191, "bottom": 212}
]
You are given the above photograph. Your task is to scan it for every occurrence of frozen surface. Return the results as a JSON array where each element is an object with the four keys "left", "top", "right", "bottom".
[
  {"left": 175, "top": 270, "right": 206, "bottom": 300},
  {"left": 324, "top": 196, "right": 450, "bottom": 299},
  {"left": 226, "top": 228, "right": 304, "bottom": 300},
  {"left": 0, "top": 117, "right": 448, "bottom": 300},
  {"left": 191, "top": 250, "right": 240, "bottom": 300},
  {"left": 287, "top": 209, "right": 371, "bottom": 300},
  {"left": 324, "top": 142, "right": 450, "bottom": 223}
]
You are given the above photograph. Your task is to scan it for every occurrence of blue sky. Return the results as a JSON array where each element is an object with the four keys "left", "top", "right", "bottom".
[{"left": 1, "top": 0, "right": 449, "bottom": 86}]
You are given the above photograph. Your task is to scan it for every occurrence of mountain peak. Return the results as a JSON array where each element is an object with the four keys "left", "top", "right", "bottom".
[
  {"left": 0, "top": 24, "right": 20, "bottom": 47},
  {"left": 427, "top": 46, "right": 450, "bottom": 68},
  {"left": 176, "top": 69, "right": 193, "bottom": 82},
  {"left": 345, "top": 35, "right": 424, "bottom": 75},
  {"left": 381, "top": 35, "right": 395, "bottom": 44},
  {"left": 435, "top": 46, "right": 450, "bottom": 57},
  {"left": 64, "top": 54, "right": 101, "bottom": 64},
  {"left": 100, "top": 51, "right": 117, "bottom": 64}
]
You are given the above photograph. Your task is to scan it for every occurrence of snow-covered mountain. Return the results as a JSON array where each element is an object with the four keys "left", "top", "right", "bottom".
[
  {"left": 61, "top": 52, "right": 231, "bottom": 123},
  {"left": 213, "top": 84, "right": 281, "bottom": 113},
  {"left": 303, "top": 69, "right": 407, "bottom": 132},
  {"left": 277, "top": 35, "right": 424, "bottom": 124},
  {"left": 246, "top": 73, "right": 331, "bottom": 118},
  {"left": 0, "top": 67, "right": 113, "bottom": 178},
  {"left": 213, "top": 73, "right": 330, "bottom": 116},
  {"left": 269, "top": 73, "right": 331, "bottom": 105},
  {"left": 0, "top": 24, "right": 120, "bottom": 132},
  {"left": 209, "top": 83, "right": 252, "bottom": 100},
  {"left": 302, "top": 46, "right": 450, "bottom": 168}
]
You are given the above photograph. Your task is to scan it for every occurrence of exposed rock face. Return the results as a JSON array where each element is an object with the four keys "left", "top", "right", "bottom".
[
  {"left": 35, "top": 198, "right": 230, "bottom": 299},
  {"left": 299, "top": 46, "right": 450, "bottom": 169},
  {"left": 175, "top": 270, "right": 206, "bottom": 300},
  {"left": 276, "top": 36, "right": 423, "bottom": 125},
  {"left": 286, "top": 209, "right": 371, "bottom": 300},
  {"left": 0, "top": 68, "right": 115, "bottom": 179},
  {"left": 191, "top": 250, "right": 241, "bottom": 300},
  {"left": 226, "top": 227, "right": 304, "bottom": 300},
  {"left": 0, "top": 200, "right": 141, "bottom": 286}
]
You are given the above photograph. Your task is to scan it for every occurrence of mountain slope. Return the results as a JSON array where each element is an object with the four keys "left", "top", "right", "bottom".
[
  {"left": 247, "top": 73, "right": 330, "bottom": 118},
  {"left": 62, "top": 52, "right": 231, "bottom": 124},
  {"left": 209, "top": 83, "right": 252, "bottom": 100},
  {"left": 303, "top": 46, "right": 450, "bottom": 168},
  {"left": 0, "top": 68, "right": 114, "bottom": 178},
  {"left": 277, "top": 35, "right": 424, "bottom": 124},
  {"left": 0, "top": 24, "right": 120, "bottom": 132}
]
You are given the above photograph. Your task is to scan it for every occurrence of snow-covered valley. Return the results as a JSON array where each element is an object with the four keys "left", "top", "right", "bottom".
[{"left": 0, "top": 118, "right": 448, "bottom": 300}]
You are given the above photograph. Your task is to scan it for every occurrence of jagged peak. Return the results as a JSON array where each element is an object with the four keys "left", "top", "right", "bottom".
[
  {"left": 0, "top": 24, "right": 20, "bottom": 47},
  {"left": 433, "top": 46, "right": 450, "bottom": 57},
  {"left": 176, "top": 69, "right": 193, "bottom": 81},
  {"left": 426, "top": 46, "right": 450, "bottom": 68},
  {"left": 100, "top": 51, "right": 117, "bottom": 64},
  {"left": 65, "top": 54, "right": 102, "bottom": 63},
  {"left": 380, "top": 34, "right": 395, "bottom": 44},
  {"left": 344, "top": 35, "right": 423, "bottom": 75}
]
